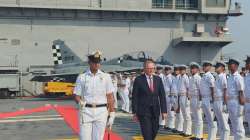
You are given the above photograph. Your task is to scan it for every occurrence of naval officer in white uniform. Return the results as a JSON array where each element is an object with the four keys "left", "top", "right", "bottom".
[
  {"left": 111, "top": 72, "right": 118, "bottom": 109},
  {"left": 244, "top": 56, "right": 250, "bottom": 132},
  {"left": 177, "top": 65, "right": 192, "bottom": 137},
  {"left": 213, "top": 61, "right": 230, "bottom": 140},
  {"left": 227, "top": 58, "right": 245, "bottom": 140},
  {"left": 189, "top": 62, "right": 203, "bottom": 140},
  {"left": 200, "top": 61, "right": 217, "bottom": 140},
  {"left": 73, "top": 51, "right": 116, "bottom": 140},
  {"left": 163, "top": 65, "right": 176, "bottom": 131},
  {"left": 172, "top": 65, "right": 184, "bottom": 134}
]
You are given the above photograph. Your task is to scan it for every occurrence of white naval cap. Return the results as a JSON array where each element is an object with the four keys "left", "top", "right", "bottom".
[
  {"left": 123, "top": 72, "right": 130, "bottom": 75},
  {"left": 202, "top": 61, "right": 213, "bottom": 66},
  {"left": 227, "top": 58, "right": 240, "bottom": 66},
  {"left": 179, "top": 64, "right": 188, "bottom": 69},
  {"left": 164, "top": 65, "right": 173, "bottom": 70},
  {"left": 214, "top": 61, "right": 226, "bottom": 67},
  {"left": 189, "top": 62, "right": 200, "bottom": 69}
]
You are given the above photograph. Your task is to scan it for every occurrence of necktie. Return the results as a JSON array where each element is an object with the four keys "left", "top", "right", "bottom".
[{"left": 149, "top": 76, "right": 154, "bottom": 92}]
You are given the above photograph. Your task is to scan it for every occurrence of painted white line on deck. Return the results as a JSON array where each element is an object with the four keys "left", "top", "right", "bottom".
[
  {"left": 0, "top": 117, "right": 63, "bottom": 123},
  {"left": 8, "top": 115, "right": 61, "bottom": 119}
]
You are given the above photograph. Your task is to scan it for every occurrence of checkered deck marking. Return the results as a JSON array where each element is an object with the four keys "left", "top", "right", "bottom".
[
  {"left": 52, "top": 44, "right": 63, "bottom": 65},
  {"left": 50, "top": 77, "right": 66, "bottom": 82}
]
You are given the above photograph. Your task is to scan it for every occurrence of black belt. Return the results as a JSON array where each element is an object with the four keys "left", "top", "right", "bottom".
[{"left": 85, "top": 104, "right": 107, "bottom": 108}]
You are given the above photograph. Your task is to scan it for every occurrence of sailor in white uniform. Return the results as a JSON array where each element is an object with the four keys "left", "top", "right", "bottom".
[
  {"left": 227, "top": 59, "right": 245, "bottom": 140},
  {"left": 189, "top": 62, "right": 203, "bottom": 140},
  {"left": 120, "top": 73, "right": 131, "bottom": 113},
  {"left": 130, "top": 72, "right": 137, "bottom": 94},
  {"left": 177, "top": 65, "right": 192, "bottom": 137},
  {"left": 244, "top": 56, "right": 250, "bottom": 132},
  {"left": 172, "top": 65, "right": 184, "bottom": 134},
  {"left": 200, "top": 61, "right": 217, "bottom": 140},
  {"left": 73, "top": 51, "right": 115, "bottom": 140},
  {"left": 157, "top": 66, "right": 167, "bottom": 127},
  {"left": 213, "top": 61, "right": 230, "bottom": 140},
  {"left": 163, "top": 65, "right": 175, "bottom": 130},
  {"left": 111, "top": 72, "right": 118, "bottom": 109},
  {"left": 117, "top": 73, "right": 125, "bottom": 111}
]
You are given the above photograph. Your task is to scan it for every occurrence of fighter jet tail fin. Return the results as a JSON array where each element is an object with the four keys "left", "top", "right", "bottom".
[{"left": 51, "top": 39, "right": 84, "bottom": 66}]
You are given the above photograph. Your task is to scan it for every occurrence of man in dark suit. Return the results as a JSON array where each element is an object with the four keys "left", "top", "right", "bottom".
[{"left": 132, "top": 59, "right": 167, "bottom": 140}]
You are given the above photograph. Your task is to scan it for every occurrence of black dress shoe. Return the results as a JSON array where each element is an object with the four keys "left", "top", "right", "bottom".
[
  {"left": 180, "top": 132, "right": 185, "bottom": 136},
  {"left": 177, "top": 131, "right": 184, "bottom": 135},
  {"left": 159, "top": 125, "right": 165, "bottom": 129},
  {"left": 190, "top": 137, "right": 196, "bottom": 140},
  {"left": 191, "top": 138, "right": 203, "bottom": 140},
  {"left": 164, "top": 127, "right": 172, "bottom": 131},
  {"left": 183, "top": 134, "right": 192, "bottom": 137},
  {"left": 172, "top": 129, "right": 178, "bottom": 133}
]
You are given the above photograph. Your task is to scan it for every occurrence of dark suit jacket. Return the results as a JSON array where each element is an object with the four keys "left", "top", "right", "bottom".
[{"left": 132, "top": 74, "right": 167, "bottom": 117}]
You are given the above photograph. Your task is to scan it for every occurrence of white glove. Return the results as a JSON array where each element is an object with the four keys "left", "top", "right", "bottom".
[
  {"left": 186, "top": 98, "right": 190, "bottom": 106},
  {"left": 223, "top": 104, "right": 228, "bottom": 113},
  {"left": 107, "top": 112, "right": 116, "bottom": 129},
  {"left": 78, "top": 100, "right": 86, "bottom": 109},
  {"left": 238, "top": 105, "right": 244, "bottom": 117},
  {"left": 197, "top": 101, "right": 202, "bottom": 109}
]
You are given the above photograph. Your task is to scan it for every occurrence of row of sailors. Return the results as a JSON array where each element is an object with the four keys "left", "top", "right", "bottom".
[
  {"left": 109, "top": 57, "right": 250, "bottom": 140},
  {"left": 74, "top": 50, "right": 249, "bottom": 140},
  {"left": 155, "top": 57, "right": 250, "bottom": 140},
  {"left": 110, "top": 72, "right": 136, "bottom": 113}
]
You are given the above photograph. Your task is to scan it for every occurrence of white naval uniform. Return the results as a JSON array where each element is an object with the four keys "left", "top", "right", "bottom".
[
  {"left": 74, "top": 69, "right": 113, "bottom": 140},
  {"left": 117, "top": 75, "right": 125, "bottom": 111},
  {"left": 189, "top": 73, "right": 203, "bottom": 139},
  {"left": 130, "top": 77, "right": 135, "bottom": 94},
  {"left": 227, "top": 71, "right": 245, "bottom": 140},
  {"left": 213, "top": 73, "right": 230, "bottom": 140},
  {"left": 159, "top": 73, "right": 167, "bottom": 126},
  {"left": 121, "top": 77, "right": 131, "bottom": 112},
  {"left": 200, "top": 71, "right": 217, "bottom": 140},
  {"left": 165, "top": 74, "right": 176, "bottom": 129},
  {"left": 174, "top": 75, "right": 184, "bottom": 132},
  {"left": 177, "top": 74, "right": 192, "bottom": 135},
  {"left": 112, "top": 76, "right": 118, "bottom": 109},
  {"left": 245, "top": 72, "right": 250, "bottom": 132}
]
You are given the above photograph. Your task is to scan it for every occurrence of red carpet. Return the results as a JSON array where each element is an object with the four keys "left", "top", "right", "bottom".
[
  {"left": 54, "top": 105, "right": 79, "bottom": 133},
  {"left": 0, "top": 105, "right": 123, "bottom": 140},
  {"left": 54, "top": 105, "right": 123, "bottom": 140}
]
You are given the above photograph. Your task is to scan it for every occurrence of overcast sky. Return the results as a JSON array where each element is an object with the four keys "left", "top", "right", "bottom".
[{"left": 223, "top": 0, "right": 250, "bottom": 65}]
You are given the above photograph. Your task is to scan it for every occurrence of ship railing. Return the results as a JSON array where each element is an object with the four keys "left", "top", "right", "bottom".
[
  {"left": 152, "top": 3, "right": 172, "bottom": 9},
  {"left": 183, "top": 31, "right": 232, "bottom": 39},
  {"left": 152, "top": 3, "right": 198, "bottom": 10},
  {"left": 175, "top": 3, "right": 198, "bottom": 10}
]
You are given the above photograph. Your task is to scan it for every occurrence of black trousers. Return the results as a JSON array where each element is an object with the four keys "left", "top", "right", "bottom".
[{"left": 138, "top": 107, "right": 159, "bottom": 140}]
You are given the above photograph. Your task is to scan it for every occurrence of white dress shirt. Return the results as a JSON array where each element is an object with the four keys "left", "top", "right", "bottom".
[
  {"left": 145, "top": 74, "right": 154, "bottom": 88},
  {"left": 245, "top": 72, "right": 250, "bottom": 98},
  {"left": 73, "top": 69, "right": 113, "bottom": 104},
  {"left": 200, "top": 71, "right": 215, "bottom": 98},
  {"left": 227, "top": 71, "right": 244, "bottom": 97},
  {"left": 189, "top": 73, "right": 201, "bottom": 97},
  {"left": 171, "top": 75, "right": 180, "bottom": 94},
  {"left": 164, "top": 74, "right": 173, "bottom": 93},
  {"left": 177, "top": 74, "right": 189, "bottom": 94},
  {"left": 215, "top": 73, "right": 227, "bottom": 98}
]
